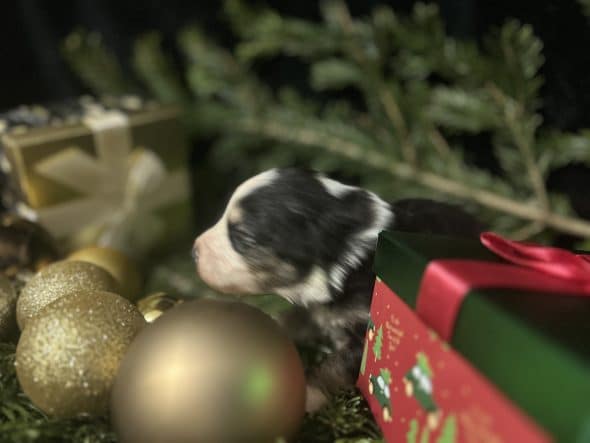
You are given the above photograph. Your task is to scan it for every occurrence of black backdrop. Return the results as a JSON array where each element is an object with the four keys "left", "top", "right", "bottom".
[
  {"left": 1, "top": 0, "right": 589, "bottom": 229},
  {"left": 3, "top": 0, "right": 590, "bottom": 130}
]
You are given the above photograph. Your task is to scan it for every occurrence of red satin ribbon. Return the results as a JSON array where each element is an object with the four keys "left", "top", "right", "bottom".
[{"left": 415, "top": 232, "right": 590, "bottom": 341}]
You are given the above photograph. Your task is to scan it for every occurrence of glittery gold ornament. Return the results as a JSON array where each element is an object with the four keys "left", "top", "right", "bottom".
[
  {"left": 0, "top": 275, "right": 18, "bottom": 341},
  {"left": 16, "top": 260, "right": 119, "bottom": 329},
  {"left": 0, "top": 214, "right": 59, "bottom": 279},
  {"left": 15, "top": 290, "right": 145, "bottom": 417},
  {"left": 111, "top": 299, "right": 306, "bottom": 443},
  {"left": 67, "top": 246, "right": 142, "bottom": 301},
  {"left": 136, "top": 292, "right": 187, "bottom": 323}
]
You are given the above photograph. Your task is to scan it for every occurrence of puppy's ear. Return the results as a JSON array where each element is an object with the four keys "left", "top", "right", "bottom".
[{"left": 316, "top": 189, "right": 391, "bottom": 265}]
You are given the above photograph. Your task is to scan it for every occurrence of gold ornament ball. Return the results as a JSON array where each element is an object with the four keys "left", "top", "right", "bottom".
[
  {"left": 0, "top": 275, "right": 18, "bottom": 341},
  {"left": 111, "top": 299, "right": 306, "bottom": 443},
  {"left": 15, "top": 290, "right": 145, "bottom": 417},
  {"left": 136, "top": 292, "right": 187, "bottom": 323},
  {"left": 68, "top": 246, "right": 142, "bottom": 301},
  {"left": 16, "top": 260, "right": 119, "bottom": 330}
]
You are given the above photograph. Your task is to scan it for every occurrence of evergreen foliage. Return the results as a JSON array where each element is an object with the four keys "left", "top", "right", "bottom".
[
  {"left": 373, "top": 326, "right": 383, "bottom": 361},
  {"left": 416, "top": 353, "right": 433, "bottom": 378},
  {"left": 436, "top": 415, "right": 457, "bottom": 443},
  {"left": 297, "top": 389, "right": 383, "bottom": 443},
  {"left": 62, "top": 0, "right": 590, "bottom": 245},
  {"left": 579, "top": 0, "right": 590, "bottom": 19},
  {"left": 380, "top": 368, "right": 392, "bottom": 385},
  {"left": 407, "top": 419, "right": 419, "bottom": 443}
]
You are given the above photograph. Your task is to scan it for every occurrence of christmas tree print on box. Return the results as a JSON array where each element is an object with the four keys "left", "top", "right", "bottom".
[
  {"left": 406, "top": 415, "right": 457, "bottom": 443},
  {"left": 403, "top": 353, "right": 441, "bottom": 430},
  {"left": 362, "top": 315, "right": 393, "bottom": 422},
  {"left": 368, "top": 369, "right": 393, "bottom": 422},
  {"left": 357, "top": 279, "right": 551, "bottom": 443},
  {"left": 373, "top": 324, "right": 384, "bottom": 360}
]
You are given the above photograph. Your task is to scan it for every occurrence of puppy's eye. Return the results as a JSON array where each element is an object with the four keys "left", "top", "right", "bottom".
[
  {"left": 228, "top": 223, "right": 255, "bottom": 251},
  {"left": 229, "top": 223, "right": 248, "bottom": 238}
]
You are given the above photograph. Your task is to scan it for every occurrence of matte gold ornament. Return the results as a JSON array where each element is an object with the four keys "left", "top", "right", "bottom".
[
  {"left": 67, "top": 246, "right": 142, "bottom": 301},
  {"left": 0, "top": 275, "right": 18, "bottom": 341},
  {"left": 15, "top": 290, "right": 145, "bottom": 417},
  {"left": 136, "top": 292, "right": 187, "bottom": 323},
  {"left": 16, "top": 260, "right": 119, "bottom": 329},
  {"left": 0, "top": 214, "right": 59, "bottom": 279},
  {"left": 111, "top": 299, "right": 306, "bottom": 443}
]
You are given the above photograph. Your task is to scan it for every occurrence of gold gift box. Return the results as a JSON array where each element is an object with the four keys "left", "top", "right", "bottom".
[{"left": 0, "top": 99, "right": 192, "bottom": 256}]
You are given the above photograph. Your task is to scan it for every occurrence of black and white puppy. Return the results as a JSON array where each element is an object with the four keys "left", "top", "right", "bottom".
[{"left": 192, "top": 168, "right": 482, "bottom": 411}]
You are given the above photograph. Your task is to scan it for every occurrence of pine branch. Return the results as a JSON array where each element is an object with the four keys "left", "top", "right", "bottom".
[
  {"left": 62, "top": 30, "right": 137, "bottom": 96},
  {"left": 487, "top": 84, "right": 549, "bottom": 212},
  {"left": 579, "top": 0, "right": 590, "bottom": 19},
  {"left": 322, "top": 1, "right": 417, "bottom": 165},
  {"left": 61, "top": 1, "right": 590, "bottom": 243},
  {"left": 132, "top": 33, "right": 190, "bottom": 104},
  {"left": 537, "top": 130, "right": 590, "bottom": 172},
  {"left": 427, "top": 128, "right": 452, "bottom": 158},
  {"left": 510, "top": 221, "right": 546, "bottom": 240},
  {"left": 296, "top": 388, "right": 382, "bottom": 443},
  {"left": 238, "top": 113, "right": 590, "bottom": 238},
  {"left": 380, "top": 88, "right": 416, "bottom": 166}
]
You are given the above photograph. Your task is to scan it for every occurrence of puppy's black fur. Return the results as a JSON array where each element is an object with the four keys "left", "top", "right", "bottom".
[
  {"left": 225, "top": 169, "right": 483, "bottom": 399},
  {"left": 229, "top": 169, "right": 377, "bottom": 287}
]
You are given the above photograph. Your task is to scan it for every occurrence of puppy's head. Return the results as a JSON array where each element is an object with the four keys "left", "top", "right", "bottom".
[{"left": 193, "top": 169, "right": 392, "bottom": 305}]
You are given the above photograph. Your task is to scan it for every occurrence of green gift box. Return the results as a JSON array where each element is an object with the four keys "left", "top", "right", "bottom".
[
  {"left": 0, "top": 96, "right": 192, "bottom": 257},
  {"left": 374, "top": 231, "right": 590, "bottom": 442}
]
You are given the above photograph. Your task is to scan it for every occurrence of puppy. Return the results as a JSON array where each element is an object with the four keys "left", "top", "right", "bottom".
[{"left": 192, "top": 168, "right": 482, "bottom": 411}]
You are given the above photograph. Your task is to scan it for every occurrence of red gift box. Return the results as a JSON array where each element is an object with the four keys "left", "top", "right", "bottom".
[
  {"left": 355, "top": 231, "right": 590, "bottom": 442},
  {"left": 358, "top": 278, "right": 550, "bottom": 442}
]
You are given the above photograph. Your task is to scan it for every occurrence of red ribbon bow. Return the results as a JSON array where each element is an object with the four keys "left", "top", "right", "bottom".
[
  {"left": 482, "top": 232, "right": 590, "bottom": 282},
  {"left": 415, "top": 232, "right": 590, "bottom": 341}
]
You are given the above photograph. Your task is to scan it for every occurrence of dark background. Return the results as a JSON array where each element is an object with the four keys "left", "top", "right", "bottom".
[
  {"left": 3, "top": 1, "right": 590, "bottom": 129},
  {"left": 1, "top": 0, "right": 589, "bottom": 227}
]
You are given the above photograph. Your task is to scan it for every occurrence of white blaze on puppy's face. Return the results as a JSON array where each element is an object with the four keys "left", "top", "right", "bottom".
[{"left": 193, "top": 170, "right": 279, "bottom": 294}]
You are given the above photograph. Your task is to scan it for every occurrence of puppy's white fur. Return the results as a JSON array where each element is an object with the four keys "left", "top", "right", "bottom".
[
  {"left": 275, "top": 266, "right": 332, "bottom": 306},
  {"left": 194, "top": 169, "right": 279, "bottom": 293},
  {"left": 317, "top": 175, "right": 358, "bottom": 198}
]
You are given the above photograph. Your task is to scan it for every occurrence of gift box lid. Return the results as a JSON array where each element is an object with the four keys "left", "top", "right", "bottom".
[
  {"left": 0, "top": 96, "right": 187, "bottom": 209},
  {"left": 0, "top": 96, "right": 192, "bottom": 257},
  {"left": 374, "top": 230, "right": 590, "bottom": 443}
]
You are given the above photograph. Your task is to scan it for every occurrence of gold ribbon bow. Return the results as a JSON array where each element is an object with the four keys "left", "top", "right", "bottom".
[{"left": 23, "top": 110, "right": 189, "bottom": 254}]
